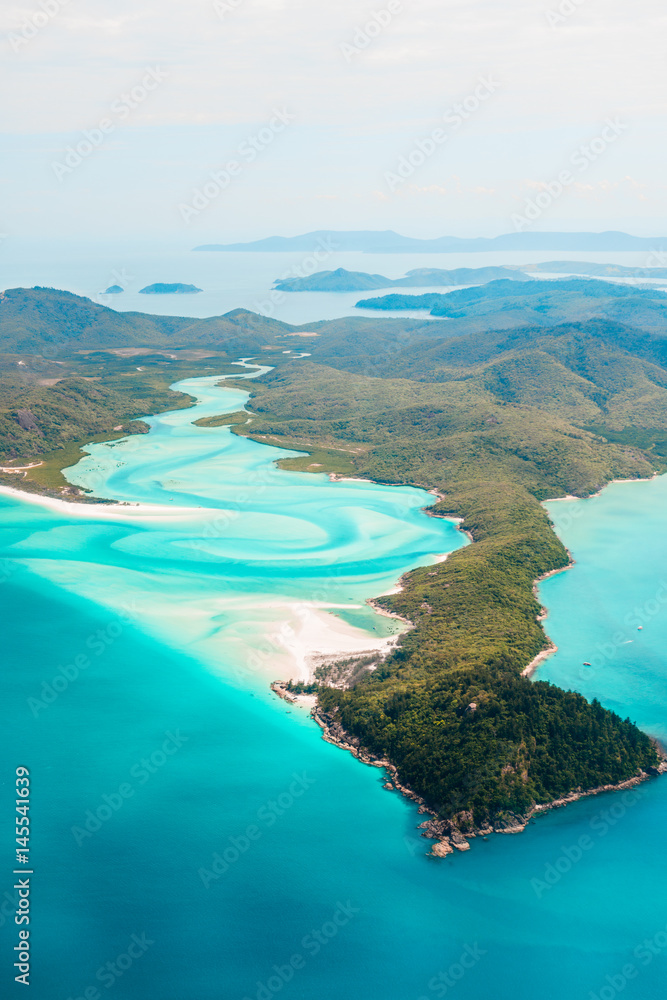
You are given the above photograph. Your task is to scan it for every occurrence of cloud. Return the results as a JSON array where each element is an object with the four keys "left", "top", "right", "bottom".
[{"left": 1, "top": 0, "right": 665, "bottom": 236}]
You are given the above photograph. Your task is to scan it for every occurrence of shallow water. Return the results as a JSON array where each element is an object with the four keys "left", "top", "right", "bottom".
[{"left": 1, "top": 370, "right": 667, "bottom": 1000}]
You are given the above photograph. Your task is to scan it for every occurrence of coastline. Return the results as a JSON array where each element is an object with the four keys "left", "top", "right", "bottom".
[
  {"left": 308, "top": 703, "right": 667, "bottom": 858},
  {"left": 521, "top": 557, "right": 575, "bottom": 678},
  {"left": 9, "top": 421, "right": 666, "bottom": 858},
  {"left": 0, "top": 482, "right": 201, "bottom": 520},
  {"left": 526, "top": 470, "right": 663, "bottom": 679},
  {"left": 289, "top": 475, "right": 667, "bottom": 858}
]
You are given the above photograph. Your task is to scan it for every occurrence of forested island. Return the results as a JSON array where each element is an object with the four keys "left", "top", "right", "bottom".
[
  {"left": 274, "top": 263, "right": 667, "bottom": 297},
  {"left": 139, "top": 283, "right": 202, "bottom": 294},
  {"left": 273, "top": 265, "right": 532, "bottom": 292},
  {"left": 355, "top": 277, "right": 667, "bottom": 325},
  {"left": 1, "top": 280, "right": 666, "bottom": 847}
]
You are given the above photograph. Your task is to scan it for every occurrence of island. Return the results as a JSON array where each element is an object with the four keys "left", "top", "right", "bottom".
[
  {"left": 273, "top": 265, "right": 533, "bottom": 292},
  {"left": 103, "top": 284, "right": 124, "bottom": 294},
  {"left": 193, "top": 228, "right": 667, "bottom": 253},
  {"left": 355, "top": 277, "right": 667, "bottom": 326},
  {"left": 1, "top": 281, "right": 666, "bottom": 851},
  {"left": 139, "top": 283, "right": 203, "bottom": 294},
  {"left": 276, "top": 263, "right": 667, "bottom": 296},
  {"left": 518, "top": 260, "right": 667, "bottom": 279}
]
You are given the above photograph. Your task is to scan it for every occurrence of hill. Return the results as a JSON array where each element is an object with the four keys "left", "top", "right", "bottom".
[
  {"left": 194, "top": 229, "right": 667, "bottom": 253},
  {"left": 139, "top": 283, "right": 202, "bottom": 294},
  {"left": 0, "top": 288, "right": 291, "bottom": 355},
  {"left": 226, "top": 309, "right": 667, "bottom": 837},
  {"left": 519, "top": 261, "right": 667, "bottom": 279},
  {"left": 274, "top": 265, "right": 533, "bottom": 292},
  {"left": 1, "top": 284, "right": 666, "bottom": 842},
  {"left": 355, "top": 278, "right": 667, "bottom": 334}
]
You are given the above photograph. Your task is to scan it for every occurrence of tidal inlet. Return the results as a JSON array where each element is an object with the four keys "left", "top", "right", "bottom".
[{"left": 3, "top": 2, "right": 667, "bottom": 997}]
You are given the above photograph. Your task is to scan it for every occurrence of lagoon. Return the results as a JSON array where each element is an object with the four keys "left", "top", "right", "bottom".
[{"left": 1, "top": 370, "right": 667, "bottom": 999}]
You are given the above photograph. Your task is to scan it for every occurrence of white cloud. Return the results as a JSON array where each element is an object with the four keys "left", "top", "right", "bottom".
[{"left": 1, "top": 0, "right": 665, "bottom": 236}]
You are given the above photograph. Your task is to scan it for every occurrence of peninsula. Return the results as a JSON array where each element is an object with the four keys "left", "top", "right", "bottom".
[
  {"left": 273, "top": 266, "right": 532, "bottom": 292},
  {"left": 2, "top": 281, "right": 666, "bottom": 846}
]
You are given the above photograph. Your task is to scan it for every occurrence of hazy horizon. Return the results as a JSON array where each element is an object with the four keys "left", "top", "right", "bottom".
[{"left": 2, "top": 0, "right": 666, "bottom": 243}]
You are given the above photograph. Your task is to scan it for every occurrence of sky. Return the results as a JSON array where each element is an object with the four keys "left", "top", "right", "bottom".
[{"left": 1, "top": 0, "right": 666, "bottom": 241}]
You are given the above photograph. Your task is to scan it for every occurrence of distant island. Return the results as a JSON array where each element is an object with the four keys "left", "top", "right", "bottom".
[
  {"left": 139, "top": 283, "right": 202, "bottom": 295},
  {"left": 518, "top": 260, "right": 667, "bottom": 278},
  {"left": 274, "top": 262, "right": 667, "bottom": 296},
  {"left": 355, "top": 277, "right": 667, "bottom": 324},
  {"left": 273, "top": 266, "right": 532, "bottom": 292},
  {"left": 103, "top": 284, "right": 124, "bottom": 294},
  {"left": 193, "top": 229, "right": 667, "bottom": 253},
  {"left": 1, "top": 281, "right": 666, "bottom": 847}
]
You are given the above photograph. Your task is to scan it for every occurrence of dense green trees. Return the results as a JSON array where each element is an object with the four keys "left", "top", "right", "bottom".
[
  {"left": 1, "top": 282, "right": 664, "bottom": 822},
  {"left": 237, "top": 329, "right": 667, "bottom": 821}
]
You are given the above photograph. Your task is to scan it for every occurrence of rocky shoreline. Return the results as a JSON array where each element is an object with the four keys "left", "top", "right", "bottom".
[
  {"left": 271, "top": 479, "right": 667, "bottom": 860},
  {"left": 307, "top": 702, "right": 667, "bottom": 858}
]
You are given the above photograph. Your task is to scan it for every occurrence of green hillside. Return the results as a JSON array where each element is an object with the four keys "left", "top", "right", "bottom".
[
  {"left": 0, "top": 287, "right": 291, "bottom": 354},
  {"left": 0, "top": 284, "right": 664, "bottom": 833}
]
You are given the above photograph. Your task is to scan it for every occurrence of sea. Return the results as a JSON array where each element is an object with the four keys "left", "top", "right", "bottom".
[
  {"left": 1, "top": 242, "right": 666, "bottom": 999},
  {"left": 2, "top": 237, "right": 667, "bottom": 324}
]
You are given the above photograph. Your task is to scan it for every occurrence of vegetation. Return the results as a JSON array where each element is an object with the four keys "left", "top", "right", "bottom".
[
  {"left": 354, "top": 278, "right": 667, "bottom": 338},
  {"left": 139, "top": 283, "right": 202, "bottom": 294},
  {"left": 0, "top": 287, "right": 292, "bottom": 354},
  {"left": 234, "top": 306, "right": 667, "bottom": 823},
  {"left": 193, "top": 410, "right": 249, "bottom": 427},
  {"left": 1, "top": 282, "right": 666, "bottom": 828}
]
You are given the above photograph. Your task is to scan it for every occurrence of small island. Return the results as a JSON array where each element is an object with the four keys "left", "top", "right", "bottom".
[
  {"left": 139, "top": 283, "right": 203, "bottom": 295},
  {"left": 273, "top": 265, "right": 533, "bottom": 293},
  {"left": 274, "top": 262, "right": 667, "bottom": 297},
  {"left": 103, "top": 284, "right": 124, "bottom": 294}
]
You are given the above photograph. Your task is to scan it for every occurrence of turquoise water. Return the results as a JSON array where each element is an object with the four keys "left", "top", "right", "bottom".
[{"left": 2, "top": 370, "right": 667, "bottom": 999}]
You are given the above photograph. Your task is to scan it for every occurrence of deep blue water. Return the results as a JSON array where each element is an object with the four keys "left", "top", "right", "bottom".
[{"left": 1, "top": 372, "right": 666, "bottom": 1000}]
